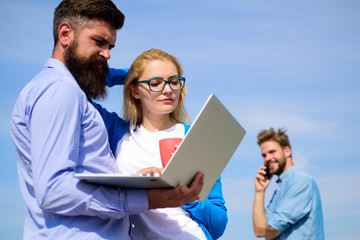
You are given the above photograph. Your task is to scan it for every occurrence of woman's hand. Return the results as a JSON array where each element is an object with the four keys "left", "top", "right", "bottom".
[{"left": 137, "top": 167, "right": 163, "bottom": 174}]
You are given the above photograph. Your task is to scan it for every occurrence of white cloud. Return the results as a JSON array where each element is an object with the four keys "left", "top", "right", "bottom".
[
  {"left": 242, "top": 109, "right": 341, "bottom": 135},
  {"left": 292, "top": 151, "right": 308, "bottom": 171}
]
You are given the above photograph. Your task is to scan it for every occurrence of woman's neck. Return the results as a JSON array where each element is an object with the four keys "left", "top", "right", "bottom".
[{"left": 141, "top": 114, "right": 177, "bottom": 133}]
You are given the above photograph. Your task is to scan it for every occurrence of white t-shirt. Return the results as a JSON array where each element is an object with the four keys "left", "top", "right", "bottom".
[{"left": 115, "top": 123, "right": 206, "bottom": 240}]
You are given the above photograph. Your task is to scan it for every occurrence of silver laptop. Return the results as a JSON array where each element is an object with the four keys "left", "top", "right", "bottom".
[{"left": 74, "top": 94, "right": 246, "bottom": 201}]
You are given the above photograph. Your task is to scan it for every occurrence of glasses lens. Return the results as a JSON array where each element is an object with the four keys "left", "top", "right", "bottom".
[
  {"left": 149, "top": 79, "right": 164, "bottom": 92},
  {"left": 169, "top": 78, "right": 182, "bottom": 91},
  {"left": 147, "top": 77, "right": 185, "bottom": 92},
  {"left": 169, "top": 77, "right": 185, "bottom": 91}
]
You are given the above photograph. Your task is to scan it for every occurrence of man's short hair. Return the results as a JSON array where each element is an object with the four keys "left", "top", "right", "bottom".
[
  {"left": 53, "top": 0, "right": 125, "bottom": 46},
  {"left": 257, "top": 127, "right": 291, "bottom": 149}
]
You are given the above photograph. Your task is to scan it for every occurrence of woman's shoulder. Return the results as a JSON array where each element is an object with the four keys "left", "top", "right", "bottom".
[{"left": 178, "top": 123, "right": 190, "bottom": 134}]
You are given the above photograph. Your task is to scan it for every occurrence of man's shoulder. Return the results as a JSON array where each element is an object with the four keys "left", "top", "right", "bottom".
[
  {"left": 24, "top": 60, "right": 81, "bottom": 97},
  {"left": 35, "top": 60, "right": 78, "bottom": 88},
  {"left": 15, "top": 67, "right": 85, "bottom": 117},
  {"left": 293, "top": 166, "right": 312, "bottom": 176},
  {"left": 283, "top": 167, "right": 315, "bottom": 187}
]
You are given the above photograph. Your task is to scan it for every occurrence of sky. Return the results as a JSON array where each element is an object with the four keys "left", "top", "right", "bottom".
[{"left": 0, "top": 0, "right": 359, "bottom": 239}]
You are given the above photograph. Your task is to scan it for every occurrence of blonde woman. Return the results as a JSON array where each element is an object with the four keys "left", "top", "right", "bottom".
[{"left": 95, "top": 48, "right": 227, "bottom": 239}]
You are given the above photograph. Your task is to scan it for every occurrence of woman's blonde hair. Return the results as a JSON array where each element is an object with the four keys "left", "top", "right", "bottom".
[{"left": 123, "top": 48, "right": 190, "bottom": 126}]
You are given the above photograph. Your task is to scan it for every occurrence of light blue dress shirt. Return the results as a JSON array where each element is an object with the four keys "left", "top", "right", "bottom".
[
  {"left": 10, "top": 58, "right": 148, "bottom": 240},
  {"left": 266, "top": 166, "right": 324, "bottom": 239}
]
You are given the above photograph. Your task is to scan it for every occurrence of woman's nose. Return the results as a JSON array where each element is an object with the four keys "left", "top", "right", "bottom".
[{"left": 162, "top": 82, "right": 172, "bottom": 93}]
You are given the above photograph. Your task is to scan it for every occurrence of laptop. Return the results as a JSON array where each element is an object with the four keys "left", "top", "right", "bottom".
[{"left": 74, "top": 94, "right": 246, "bottom": 201}]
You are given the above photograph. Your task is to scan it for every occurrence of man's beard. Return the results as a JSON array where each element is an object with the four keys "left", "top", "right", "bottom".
[
  {"left": 64, "top": 41, "right": 109, "bottom": 100},
  {"left": 274, "top": 154, "right": 287, "bottom": 176}
]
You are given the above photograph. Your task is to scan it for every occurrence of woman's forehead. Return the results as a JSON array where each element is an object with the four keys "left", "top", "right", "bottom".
[{"left": 141, "top": 60, "right": 178, "bottom": 79}]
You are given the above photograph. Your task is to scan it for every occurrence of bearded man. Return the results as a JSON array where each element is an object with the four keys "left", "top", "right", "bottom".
[
  {"left": 10, "top": 0, "right": 203, "bottom": 239},
  {"left": 252, "top": 128, "right": 324, "bottom": 240}
]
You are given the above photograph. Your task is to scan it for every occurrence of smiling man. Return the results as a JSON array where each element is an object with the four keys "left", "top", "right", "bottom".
[
  {"left": 252, "top": 128, "right": 324, "bottom": 240},
  {"left": 10, "top": 0, "right": 203, "bottom": 239}
]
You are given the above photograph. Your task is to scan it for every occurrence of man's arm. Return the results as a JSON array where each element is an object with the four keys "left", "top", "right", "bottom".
[
  {"left": 253, "top": 192, "right": 282, "bottom": 240},
  {"left": 30, "top": 81, "right": 148, "bottom": 218},
  {"left": 266, "top": 226, "right": 282, "bottom": 240},
  {"left": 252, "top": 166, "right": 282, "bottom": 239},
  {"left": 148, "top": 172, "right": 204, "bottom": 209},
  {"left": 31, "top": 81, "right": 203, "bottom": 218},
  {"left": 253, "top": 189, "right": 267, "bottom": 237}
]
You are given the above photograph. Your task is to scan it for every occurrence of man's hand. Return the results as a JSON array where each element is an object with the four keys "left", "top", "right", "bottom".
[
  {"left": 254, "top": 166, "right": 271, "bottom": 192},
  {"left": 147, "top": 172, "right": 204, "bottom": 209}
]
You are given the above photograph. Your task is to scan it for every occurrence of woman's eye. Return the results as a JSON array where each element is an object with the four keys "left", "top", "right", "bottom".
[
  {"left": 170, "top": 80, "right": 180, "bottom": 86},
  {"left": 149, "top": 81, "right": 162, "bottom": 87}
]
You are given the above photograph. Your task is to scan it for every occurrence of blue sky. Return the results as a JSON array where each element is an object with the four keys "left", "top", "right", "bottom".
[{"left": 1, "top": 0, "right": 359, "bottom": 239}]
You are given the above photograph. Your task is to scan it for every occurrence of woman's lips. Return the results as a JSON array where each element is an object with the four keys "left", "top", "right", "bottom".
[{"left": 161, "top": 98, "right": 173, "bottom": 103}]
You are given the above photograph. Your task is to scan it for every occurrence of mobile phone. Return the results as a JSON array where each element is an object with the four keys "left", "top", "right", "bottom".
[{"left": 264, "top": 164, "right": 271, "bottom": 180}]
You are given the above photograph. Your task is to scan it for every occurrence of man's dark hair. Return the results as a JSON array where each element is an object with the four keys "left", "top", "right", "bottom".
[{"left": 53, "top": 0, "right": 125, "bottom": 46}]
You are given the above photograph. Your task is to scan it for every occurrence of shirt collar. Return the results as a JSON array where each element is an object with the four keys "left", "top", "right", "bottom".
[
  {"left": 276, "top": 165, "right": 299, "bottom": 184},
  {"left": 44, "top": 58, "right": 76, "bottom": 82},
  {"left": 44, "top": 58, "right": 82, "bottom": 91},
  {"left": 44, "top": 58, "right": 68, "bottom": 72}
]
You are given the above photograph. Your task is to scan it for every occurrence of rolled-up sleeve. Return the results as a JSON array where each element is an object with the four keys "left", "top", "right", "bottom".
[{"left": 267, "top": 177, "right": 313, "bottom": 231}]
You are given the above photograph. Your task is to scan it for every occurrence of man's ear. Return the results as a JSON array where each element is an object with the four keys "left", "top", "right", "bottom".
[
  {"left": 131, "top": 85, "right": 140, "bottom": 99},
  {"left": 58, "top": 22, "right": 73, "bottom": 47},
  {"left": 284, "top": 146, "right": 291, "bottom": 158}
]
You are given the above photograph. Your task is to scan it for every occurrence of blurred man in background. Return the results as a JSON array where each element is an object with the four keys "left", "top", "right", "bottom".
[{"left": 252, "top": 128, "right": 324, "bottom": 239}]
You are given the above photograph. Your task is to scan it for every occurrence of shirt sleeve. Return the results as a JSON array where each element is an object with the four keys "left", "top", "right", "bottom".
[
  {"left": 182, "top": 177, "right": 228, "bottom": 239},
  {"left": 267, "top": 176, "right": 314, "bottom": 231},
  {"left": 30, "top": 81, "right": 148, "bottom": 219},
  {"left": 106, "top": 68, "right": 129, "bottom": 87}
]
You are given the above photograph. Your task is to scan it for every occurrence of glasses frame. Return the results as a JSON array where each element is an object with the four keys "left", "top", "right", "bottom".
[{"left": 136, "top": 77, "right": 186, "bottom": 92}]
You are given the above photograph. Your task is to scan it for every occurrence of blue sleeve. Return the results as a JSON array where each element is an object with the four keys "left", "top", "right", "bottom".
[
  {"left": 181, "top": 123, "right": 228, "bottom": 239},
  {"left": 182, "top": 177, "right": 228, "bottom": 240},
  {"left": 106, "top": 68, "right": 128, "bottom": 87},
  {"left": 92, "top": 101, "right": 130, "bottom": 153}
]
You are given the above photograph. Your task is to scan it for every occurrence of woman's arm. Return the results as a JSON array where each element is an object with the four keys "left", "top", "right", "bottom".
[
  {"left": 91, "top": 101, "right": 129, "bottom": 153},
  {"left": 182, "top": 177, "right": 228, "bottom": 239},
  {"left": 106, "top": 68, "right": 128, "bottom": 87}
]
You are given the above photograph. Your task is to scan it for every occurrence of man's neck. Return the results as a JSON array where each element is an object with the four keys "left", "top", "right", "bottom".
[
  {"left": 52, "top": 44, "right": 66, "bottom": 64},
  {"left": 278, "top": 158, "right": 295, "bottom": 176}
]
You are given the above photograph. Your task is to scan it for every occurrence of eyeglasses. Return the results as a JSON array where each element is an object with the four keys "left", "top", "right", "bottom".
[{"left": 136, "top": 77, "right": 186, "bottom": 92}]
